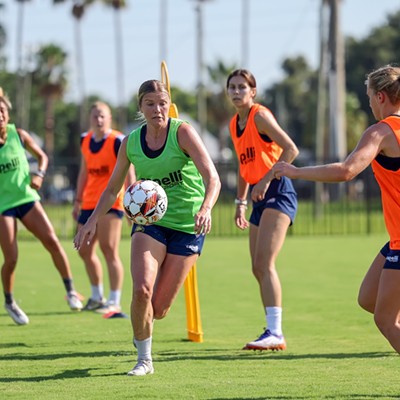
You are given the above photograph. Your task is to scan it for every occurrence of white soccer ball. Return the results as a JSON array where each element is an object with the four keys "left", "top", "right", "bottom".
[{"left": 123, "top": 180, "right": 168, "bottom": 225}]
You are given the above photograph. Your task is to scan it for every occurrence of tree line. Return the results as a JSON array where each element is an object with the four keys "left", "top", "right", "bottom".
[{"left": 0, "top": 3, "right": 399, "bottom": 175}]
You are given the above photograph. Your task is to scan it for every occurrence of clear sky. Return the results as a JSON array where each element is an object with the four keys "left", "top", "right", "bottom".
[{"left": 2, "top": 0, "right": 398, "bottom": 106}]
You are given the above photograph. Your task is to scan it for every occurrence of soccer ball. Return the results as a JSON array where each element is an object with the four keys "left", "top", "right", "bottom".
[{"left": 123, "top": 180, "right": 168, "bottom": 225}]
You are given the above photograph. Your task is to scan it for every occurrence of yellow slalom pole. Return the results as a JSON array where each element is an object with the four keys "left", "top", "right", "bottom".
[{"left": 160, "top": 61, "right": 203, "bottom": 343}]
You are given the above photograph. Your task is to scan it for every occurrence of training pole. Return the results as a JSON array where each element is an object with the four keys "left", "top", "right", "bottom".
[{"left": 161, "top": 61, "right": 204, "bottom": 343}]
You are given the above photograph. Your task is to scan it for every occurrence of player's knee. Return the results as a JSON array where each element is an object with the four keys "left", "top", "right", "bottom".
[
  {"left": 153, "top": 305, "right": 170, "bottom": 320},
  {"left": 2, "top": 256, "right": 18, "bottom": 271},
  {"left": 133, "top": 284, "right": 153, "bottom": 305}
]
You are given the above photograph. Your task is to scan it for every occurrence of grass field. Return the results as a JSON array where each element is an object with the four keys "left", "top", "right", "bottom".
[{"left": 1, "top": 234, "right": 399, "bottom": 399}]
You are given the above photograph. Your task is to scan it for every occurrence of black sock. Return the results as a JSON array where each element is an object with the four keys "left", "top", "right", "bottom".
[
  {"left": 4, "top": 292, "right": 13, "bottom": 305},
  {"left": 63, "top": 278, "right": 74, "bottom": 294}
]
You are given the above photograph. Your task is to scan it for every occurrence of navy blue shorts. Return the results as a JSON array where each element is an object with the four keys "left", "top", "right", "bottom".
[
  {"left": 380, "top": 241, "right": 400, "bottom": 270},
  {"left": 249, "top": 176, "right": 298, "bottom": 226},
  {"left": 2, "top": 201, "right": 36, "bottom": 219},
  {"left": 131, "top": 224, "right": 205, "bottom": 256},
  {"left": 78, "top": 208, "right": 124, "bottom": 225}
]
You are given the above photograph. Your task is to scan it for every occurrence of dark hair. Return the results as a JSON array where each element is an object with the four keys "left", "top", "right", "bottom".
[
  {"left": 226, "top": 69, "right": 257, "bottom": 89},
  {"left": 138, "top": 80, "right": 170, "bottom": 107},
  {"left": 367, "top": 65, "right": 400, "bottom": 105}
]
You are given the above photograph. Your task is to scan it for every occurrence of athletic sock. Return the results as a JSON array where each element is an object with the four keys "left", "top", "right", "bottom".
[
  {"left": 4, "top": 292, "right": 13, "bottom": 305},
  {"left": 134, "top": 337, "right": 152, "bottom": 361},
  {"left": 266, "top": 306, "right": 283, "bottom": 336},
  {"left": 63, "top": 278, "right": 74, "bottom": 293},
  {"left": 91, "top": 284, "right": 104, "bottom": 301},
  {"left": 108, "top": 290, "right": 121, "bottom": 306}
]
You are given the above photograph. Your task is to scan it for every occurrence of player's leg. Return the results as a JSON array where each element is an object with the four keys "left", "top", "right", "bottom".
[
  {"left": 21, "top": 202, "right": 82, "bottom": 310},
  {"left": 96, "top": 212, "right": 124, "bottom": 312},
  {"left": 0, "top": 214, "right": 29, "bottom": 325},
  {"left": 358, "top": 246, "right": 386, "bottom": 313},
  {"left": 244, "top": 208, "right": 290, "bottom": 351},
  {"left": 127, "top": 231, "right": 165, "bottom": 376},
  {"left": 373, "top": 268, "right": 400, "bottom": 353},
  {"left": 152, "top": 252, "right": 198, "bottom": 320},
  {"left": 76, "top": 210, "right": 106, "bottom": 310}
]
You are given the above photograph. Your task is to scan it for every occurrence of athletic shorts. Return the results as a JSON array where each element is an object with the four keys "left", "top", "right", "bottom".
[
  {"left": 380, "top": 241, "right": 400, "bottom": 270},
  {"left": 78, "top": 208, "right": 124, "bottom": 225},
  {"left": 131, "top": 224, "right": 205, "bottom": 256},
  {"left": 249, "top": 176, "right": 298, "bottom": 226},
  {"left": 2, "top": 201, "right": 36, "bottom": 219}
]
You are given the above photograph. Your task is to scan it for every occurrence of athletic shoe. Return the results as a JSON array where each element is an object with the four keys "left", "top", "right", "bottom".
[
  {"left": 82, "top": 297, "right": 106, "bottom": 311},
  {"left": 66, "top": 292, "right": 83, "bottom": 311},
  {"left": 127, "top": 359, "right": 154, "bottom": 376},
  {"left": 94, "top": 301, "right": 121, "bottom": 315},
  {"left": 243, "top": 329, "right": 286, "bottom": 351},
  {"left": 4, "top": 301, "right": 29, "bottom": 325}
]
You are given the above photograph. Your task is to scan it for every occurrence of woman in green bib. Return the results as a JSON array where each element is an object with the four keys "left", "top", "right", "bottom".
[
  {"left": 74, "top": 80, "right": 221, "bottom": 376},
  {"left": 0, "top": 88, "right": 83, "bottom": 326}
]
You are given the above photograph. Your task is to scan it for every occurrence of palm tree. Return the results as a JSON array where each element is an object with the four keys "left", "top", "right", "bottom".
[
  {"left": 0, "top": 2, "right": 6, "bottom": 69},
  {"left": 206, "top": 60, "right": 237, "bottom": 153},
  {"left": 14, "top": 0, "right": 32, "bottom": 126},
  {"left": 54, "top": 0, "right": 94, "bottom": 131},
  {"left": 33, "top": 44, "right": 67, "bottom": 164},
  {"left": 100, "top": 0, "right": 127, "bottom": 129}
]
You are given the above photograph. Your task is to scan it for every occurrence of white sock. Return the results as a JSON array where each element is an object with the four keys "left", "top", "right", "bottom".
[
  {"left": 91, "top": 284, "right": 104, "bottom": 301},
  {"left": 134, "top": 337, "right": 152, "bottom": 361},
  {"left": 108, "top": 290, "right": 121, "bottom": 306},
  {"left": 266, "top": 306, "right": 283, "bottom": 336}
]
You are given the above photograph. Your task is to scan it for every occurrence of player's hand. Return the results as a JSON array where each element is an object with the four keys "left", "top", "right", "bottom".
[
  {"left": 30, "top": 175, "right": 43, "bottom": 190},
  {"left": 273, "top": 161, "right": 297, "bottom": 179},
  {"left": 73, "top": 218, "right": 97, "bottom": 250},
  {"left": 194, "top": 205, "right": 212, "bottom": 235},
  {"left": 251, "top": 179, "right": 270, "bottom": 203},
  {"left": 234, "top": 205, "right": 249, "bottom": 230},
  {"left": 72, "top": 202, "right": 81, "bottom": 221}
]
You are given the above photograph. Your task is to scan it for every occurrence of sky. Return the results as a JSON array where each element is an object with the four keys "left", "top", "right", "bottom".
[{"left": 2, "top": 0, "right": 399, "bottom": 106}]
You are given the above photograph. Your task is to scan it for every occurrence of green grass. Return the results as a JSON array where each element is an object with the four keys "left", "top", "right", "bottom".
[{"left": 1, "top": 235, "right": 400, "bottom": 399}]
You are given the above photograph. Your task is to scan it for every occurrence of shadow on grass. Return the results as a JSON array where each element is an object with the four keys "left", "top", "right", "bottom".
[
  {"left": 0, "top": 368, "right": 124, "bottom": 383},
  {"left": 0, "top": 348, "right": 131, "bottom": 361},
  {"left": 155, "top": 348, "right": 394, "bottom": 362},
  {"left": 210, "top": 396, "right": 400, "bottom": 400}
]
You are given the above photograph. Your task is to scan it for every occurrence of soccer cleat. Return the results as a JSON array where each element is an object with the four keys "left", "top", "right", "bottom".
[
  {"left": 94, "top": 301, "right": 121, "bottom": 315},
  {"left": 127, "top": 359, "right": 154, "bottom": 376},
  {"left": 66, "top": 292, "right": 83, "bottom": 311},
  {"left": 243, "top": 329, "right": 286, "bottom": 351},
  {"left": 82, "top": 297, "right": 106, "bottom": 311},
  {"left": 5, "top": 301, "right": 29, "bottom": 325}
]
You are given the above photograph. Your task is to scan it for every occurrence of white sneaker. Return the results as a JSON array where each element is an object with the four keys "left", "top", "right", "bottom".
[
  {"left": 5, "top": 301, "right": 29, "bottom": 325},
  {"left": 67, "top": 292, "right": 83, "bottom": 311},
  {"left": 243, "top": 329, "right": 286, "bottom": 351},
  {"left": 94, "top": 301, "right": 121, "bottom": 315},
  {"left": 127, "top": 359, "right": 154, "bottom": 376}
]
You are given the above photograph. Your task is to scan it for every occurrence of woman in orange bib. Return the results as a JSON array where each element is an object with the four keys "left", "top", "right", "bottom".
[
  {"left": 72, "top": 102, "right": 133, "bottom": 315},
  {"left": 226, "top": 69, "right": 299, "bottom": 351},
  {"left": 274, "top": 65, "right": 400, "bottom": 353}
]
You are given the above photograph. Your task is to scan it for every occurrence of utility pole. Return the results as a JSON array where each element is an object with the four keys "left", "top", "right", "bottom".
[
  {"left": 193, "top": 0, "right": 212, "bottom": 137},
  {"left": 160, "top": 0, "right": 167, "bottom": 63},
  {"left": 315, "top": 0, "right": 346, "bottom": 208},
  {"left": 328, "top": 0, "right": 346, "bottom": 163},
  {"left": 241, "top": 0, "right": 249, "bottom": 68}
]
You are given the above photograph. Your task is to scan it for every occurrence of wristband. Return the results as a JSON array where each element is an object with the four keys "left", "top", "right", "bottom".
[
  {"left": 234, "top": 198, "right": 248, "bottom": 206},
  {"left": 33, "top": 169, "right": 46, "bottom": 179}
]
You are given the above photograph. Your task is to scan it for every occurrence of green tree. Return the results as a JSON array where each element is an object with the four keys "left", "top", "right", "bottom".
[
  {"left": 206, "top": 59, "right": 237, "bottom": 152},
  {"left": 32, "top": 44, "right": 68, "bottom": 163},
  {"left": 345, "top": 10, "right": 400, "bottom": 124},
  {"left": 263, "top": 56, "right": 318, "bottom": 152}
]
